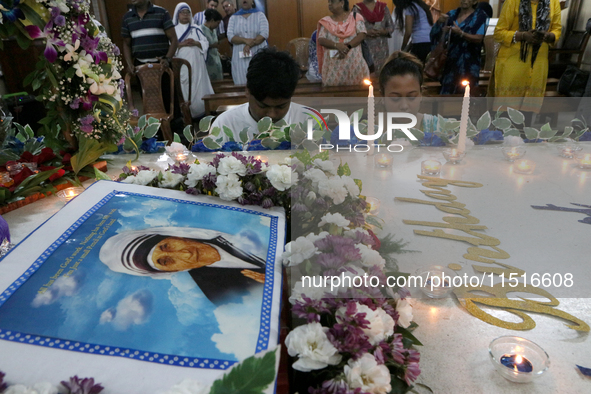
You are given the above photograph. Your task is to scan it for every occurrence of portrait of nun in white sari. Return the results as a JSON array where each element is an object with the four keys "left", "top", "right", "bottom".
[{"left": 172, "top": 2, "right": 214, "bottom": 118}]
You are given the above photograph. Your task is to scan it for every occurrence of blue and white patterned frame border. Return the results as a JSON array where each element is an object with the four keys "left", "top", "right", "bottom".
[{"left": 0, "top": 190, "right": 281, "bottom": 370}]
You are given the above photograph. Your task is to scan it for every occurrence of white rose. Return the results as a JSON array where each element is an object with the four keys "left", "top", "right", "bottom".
[
  {"left": 266, "top": 164, "right": 296, "bottom": 191},
  {"left": 344, "top": 353, "right": 391, "bottom": 394},
  {"left": 185, "top": 163, "right": 216, "bottom": 187},
  {"left": 122, "top": 170, "right": 158, "bottom": 186},
  {"left": 280, "top": 157, "right": 293, "bottom": 166},
  {"left": 303, "top": 168, "right": 328, "bottom": 187},
  {"left": 161, "top": 379, "right": 209, "bottom": 394},
  {"left": 5, "top": 383, "right": 58, "bottom": 394},
  {"left": 318, "top": 177, "right": 348, "bottom": 204},
  {"left": 356, "top": 244, "right": 386, "bottom": 270},
  {"left": 159, "top": 171, "right": 184, "bottom": 189},
  {"left": 337, "top": 303, "right": 394, "bottom": 345},
  {"left": 341, "top": 175, "right": 360, "bottom": 197},
  {"left": 282, "top": 237, "right": 317, "bottom": 266},
  {"left": 165, "top": 142, "right": 187, "bottom": 155},
  {"left": 395, "top": 294, "right": 413, "bottom": 328},
  {"left": 344, "top": 228, "right": 370, "bottom": 239},
  {"left": 217, "top": 156, "right": 247, "bottom": 176},
  {"left": 285, "top": 322, "right": 342, "bottom": 372},
  {"left": 215, "top": 173, "right": 243, "bottom": 201},
  {"left": 318, "top": 212, "right": 350, "bottom": 228},
  {"left": 313, "top": 158, "right": 336, "bottom": 174}
]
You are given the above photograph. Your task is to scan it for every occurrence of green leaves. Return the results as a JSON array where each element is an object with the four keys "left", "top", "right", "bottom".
[
  {"left": 257, "top": 117, "right": 272, "bottom": 133},
  {"left": 209, "top": 348, "right": 278, "bottom": 394},
  {"left": 183, "top": 125, "right": 194, "bottom": 142},
  {"left": 203, "top": 136, "right": 222, "bottom": 150},
  {"left": 523, "top": 127, "right": 539, "bottom": 140},
  {"left": 507, "top": 107, "right": 525, "bottom": 125},
  {"left": 70, "top": 137, "right": 113, "bottom": 176},
  {"left": 539, "top": 123, "right": 556, "bottom": 139},
  {"left": 199, "top": 115, "right": 215, "bottom": 132},
  {"left": 143, "top": 123, "right": 161, "bottom": 139},
  {"left": 94, "top": 167, "right": 112, "bottom": 181},
  {"left": 492, "top": 117, "right": 512, "bottom": 131},
  {"left": 476, "top": 111, "right": 491, "bottom": 131}
]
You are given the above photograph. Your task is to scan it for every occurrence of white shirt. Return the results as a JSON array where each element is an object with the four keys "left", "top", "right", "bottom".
[{"left": 210, "top": 102, "right": 311, "bottom": 143}]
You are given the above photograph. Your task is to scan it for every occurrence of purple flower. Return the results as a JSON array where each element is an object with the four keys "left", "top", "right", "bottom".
[
  {"left": 0, "top": 370, "right": 7, "bottom": 392},
  {"left": 261, "top": 198, "right": 273, "bottom": 209},
  {"left": 390, "top": 333, "right": 405, "bottom": 364},
  {"left": 60, "top": 376, "right": 104, "bottom": 394},
  {"left": 404, "top": 360, "right": 421, "bottom": 385},
  {"left": 25, "top": 24, "right": 65, "bottom": 63},
  {"left": 80, "top": 115, "right": 94, "bottom": 125},
  {"left": 309, "top": 379, "right": 361, "bottom": 394},
  {"left": 170, "top": 162, "right": 190, "bottom": 175},
  {"left": 185, "top": 187, "right": 201, "bottom": 195},
  {"left": 112, "top": 45, "right": 121, "bottom": 56},
  {"left": 70, "top": 97, "right": 81, "bottom": 109},
  {"left": 55, "top": 15, "right": 66, "bottom": 26},
  {"left": 202, "top": 173, "right": 217, "bottom": 190},
  {"left": 131, "top": 109, "right": 139, "bottom": 117}
]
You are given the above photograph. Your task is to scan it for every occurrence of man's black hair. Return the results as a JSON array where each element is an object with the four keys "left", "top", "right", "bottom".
[
  {"left": 246, "top": 48, "right": 300, "bottom": 102},
  {"left": 205, "top": 8, "right": 223, "bottom": 22}
]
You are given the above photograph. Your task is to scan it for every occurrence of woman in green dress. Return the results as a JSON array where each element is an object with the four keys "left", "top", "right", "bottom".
[{"left": 202, "top": 9, "right": 224, "bottom": 81}]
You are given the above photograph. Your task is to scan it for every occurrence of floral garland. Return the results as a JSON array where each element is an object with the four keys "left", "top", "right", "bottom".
[{"left": 0, "top": 0, "right": 130, "bottom": 174}]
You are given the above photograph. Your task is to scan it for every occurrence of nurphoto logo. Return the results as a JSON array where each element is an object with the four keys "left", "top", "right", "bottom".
[{"left": 304, "top": 108, "right": 418, "bottom": 152}]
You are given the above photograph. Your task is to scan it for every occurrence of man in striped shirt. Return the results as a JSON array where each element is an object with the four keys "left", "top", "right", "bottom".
[
  {"left": 121, "top": 0, "right": 178, "bottom": 75},
  {"left": 193, "top": 0, "right": 226, "bottom": 41}
]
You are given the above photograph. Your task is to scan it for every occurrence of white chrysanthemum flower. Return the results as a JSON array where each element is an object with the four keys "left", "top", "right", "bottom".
[
  {"left": 344, "top": 353, "right": 392, "bottom": 394},
  {"left": 215, "top": 173, "right": 243, "bottom": 201},
  {"left": 318, "top": 177, "right": 348, "bottom": 204},
  {"left": 162, "top": 379, "right": 209, "bottom": 394},
  {"left": 282, "top": 237, "right": 317, "bottom": 266},
  {"left": 122, "top": 170, "right": 158, "bottom": 186},
  {"left": 217, "top": 156, "right": 247, "bottom": 176},
  {"left": 289, "top": 277, "right": 332, "bottom": 304},
  {"left": 394, "top": 294, "right": 413, "bottom": 328},
  {"left": 159, "top": 171, "right": 184, "bottom": 189},
  {"left": 356, "top": 244, "right": 386, "bottom": 270},
  {"left": 5, "top": 382, "right": 59, "bottom": 394},
  {"left": 341, "top": 175, "right": 360, "bottom": 197},
  {"left": 285, "top": 322, "right": 342, "bottom": 372},
  {"left": 318, "top": 212, "right": 350, "bottom": 228},
  {"left": 305, "top": 231, "right": 329, "bottom": 245},
  {"left": 313, "top": 158, "right": 336, "bottom": 174},
  {"left": 337, "top": 303, "right": 394, "bottom": 345},
  {"left": 303, "top": 168, "right": 328, "bottom": 187},
  {"left": 504, "top": 135, "right": 525, "bottom": 146},
  {"left": 344, "top": 228, "right": 370, "bottom": 239},
  {"left": 185, "top": 163, "right": 216, "bottom": 187},
  {"left": 266, "top": 164, "right": 296, "bottom": 191}
]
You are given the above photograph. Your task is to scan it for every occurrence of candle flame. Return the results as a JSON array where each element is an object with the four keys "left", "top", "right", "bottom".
[
  {"left": 462, "top": 80, "right": 469, "bottom": 86},
  {"left": 515, "top": 355, "right": 523, "bottom": 364},
  {"left": 364, "top": 79, "right": 372, "bottom": 86}
]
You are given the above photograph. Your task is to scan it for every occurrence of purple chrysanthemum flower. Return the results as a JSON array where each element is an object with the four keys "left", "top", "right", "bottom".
[
  {"left": 170, "top": 162, "right": 190, "bottom": 175},
  {"left": 131, "top": 109, "right": 139, "bottom": 117},
  {"left": 70, "top": 97, "right": 81, "bottom": 109},
  {"left": 113, "top": 45, "right": 121, "bottom": 56},
  {"left": 309, "top": 378, "right": 362, "bottom": 394},
  {"left": 404, "top": 360, "right": 421, "bottom": 385},
  {"left": 202, "top": 173, "right": 217, "bottom": 190},
  {"left": 261, "top": 198, "right": 273, "bottom": 209},
  {"left": 210, "top": 153, "right": 225, "bottom": 167},
  {"left": 231, "top": 151, "right": 248, "bottom": 165},
  {"left": 185, "top": 187, "right": 201, "bottom": 195},
  {"left": 55, "top": 15, "right": 66, "bottom": 26},
  {"left": 390, "top": 333, "right": 405, "bottom": 364},
  {"left": 316, "top": 253, "right": 345, "bottom": 270},
  {"left": 60, "top": 376, "right": 104, "bottom": 394}
]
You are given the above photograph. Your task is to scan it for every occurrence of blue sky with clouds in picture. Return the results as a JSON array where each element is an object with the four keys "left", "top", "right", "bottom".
[{"left": 0, "top": 193, "right": 273, "bottom": 363}]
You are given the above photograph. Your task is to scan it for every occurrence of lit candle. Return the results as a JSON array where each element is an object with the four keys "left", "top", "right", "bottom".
[
  {"left": 374, "top": 153, "right": 392, "bottom": 168},
  {"left": 364, "top": 79, "right": 375, "bottom": 156},
  {"left": 576, "top": 153, "right": 591, "bottom": 169},
  {"left": 175, "top": 152, "right": 188, "bottom": 163},
  {"left": 442, "top": 148, "right": 465, "bottom": 164},
  {"left": 500, "top": 354, "right": 533, "bottom": 373},
  {"left": 421, "top": 159, "right": 441, "bottom": 176},
  {"left": 514, "top": 159, "right": 535, "bottom": 175},
  {"left": 57, "top": 187, "right": 85, "bottom": 203},
  {"left": 366, "top": 197, "right": 380, "bottom": 213},
  {"left": 253, "top": 155, "right": 269, "bottom": 164},
  {"left": 501, "top": 146, "right": 526, "bottom": 162},
  {"left": 458, "top": 80, "right": 470, "bottom": 153}
]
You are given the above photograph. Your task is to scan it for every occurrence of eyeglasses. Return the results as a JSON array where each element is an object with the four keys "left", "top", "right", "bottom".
[{"left": 179, "top": 9, "right": 191, "bottom": 14}]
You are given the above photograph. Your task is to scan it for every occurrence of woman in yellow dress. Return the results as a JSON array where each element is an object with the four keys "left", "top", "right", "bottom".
[{"left": 491, "top": 0, "right": 561, "bottom": 116}]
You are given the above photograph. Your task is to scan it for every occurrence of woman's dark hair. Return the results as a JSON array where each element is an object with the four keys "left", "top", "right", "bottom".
[
  {"left": 476, "top": 2, "right": 493, "bottom": 17},
  {"left": 393, "top": 0, "right": 434, "bottom": 31},
  {"left": 246, "top": 48, "right": 300, "bottom": 101},
  {"left": 343, "top": 0, "right": 349, "bottom": 11},
  {"left": 378, "top": 51, "right": 424, "bottom": 94},
  {"left": 205, "top": 8, "right": 223, "bottom": 22}
]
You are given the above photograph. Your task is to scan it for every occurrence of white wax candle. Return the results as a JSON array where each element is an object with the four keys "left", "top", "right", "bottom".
[
  {"left": 368, "top": 84, "right": 375, "bottom": 156},
  {"left": 458, "top": 81, "right": 470, "bottom": 153}
]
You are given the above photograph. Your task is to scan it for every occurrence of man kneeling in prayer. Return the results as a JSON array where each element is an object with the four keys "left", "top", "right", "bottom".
[{"left": 209, "top": 47, "right": 310, "bottom": 143}]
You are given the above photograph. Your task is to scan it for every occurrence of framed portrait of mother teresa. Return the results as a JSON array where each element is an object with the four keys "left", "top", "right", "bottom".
[{"left": 0, "top": 181, "right": 285, "bottom": 392}]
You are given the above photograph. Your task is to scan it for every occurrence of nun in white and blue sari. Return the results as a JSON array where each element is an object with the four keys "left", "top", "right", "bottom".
[{"left": 173, "top": 3, "right": 214, "bottom": 117}]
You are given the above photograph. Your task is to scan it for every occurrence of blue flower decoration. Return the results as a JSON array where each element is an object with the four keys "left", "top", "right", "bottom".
[
  {"left": 420, "top": 132, "right": 445, "bottom": 146},
  {"left": 473, "top": 129, "right": 503, "bottom": 145},
  {"left": 1, "top": 0, "right": 25, "bottom": 23},
  {"left": 524, "top": 138, "right": 543, "bottom": 143},
  {"left": 140, "top": 137, "right": 165, "bottom": 153},
  {"left": 191, "top": 140, "right": 215, "bottom": 152},
  {"left": 579, "top": 131, "right": 591, "bottom": 141},
  {"left": 247, "top": 139, "right": 269, "bottom": 151},
  {"left": 220, "top": 141, "right": 242, "bottom": 152}
]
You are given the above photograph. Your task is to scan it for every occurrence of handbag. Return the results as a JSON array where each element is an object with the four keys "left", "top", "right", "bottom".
[
  {"left": 352, "top": 9, "right": 375, "bottom": 73},
  {"left": 424, "top": 31, "right": 449, "bottom": 80},
  {"left": 558, "top": 65, "right": 590, "bottom": 97}
]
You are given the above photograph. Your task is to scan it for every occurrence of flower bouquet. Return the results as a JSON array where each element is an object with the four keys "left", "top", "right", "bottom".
[{"left": 1, "top": 0, "right": 131, "bottom": 175}]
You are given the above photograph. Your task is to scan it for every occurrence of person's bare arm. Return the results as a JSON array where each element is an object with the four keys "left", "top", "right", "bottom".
[{"left": 402, "top": 15, "right": 413, "bottom": 50}]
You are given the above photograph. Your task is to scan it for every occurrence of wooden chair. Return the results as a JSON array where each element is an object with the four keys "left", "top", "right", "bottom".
[
  {"left": 548, "top": 30, "right": 590, "bottom": 78},
  {"left": 287, "top": 37, "right": 310, "bottom": 74},
  {"left": 482, "top": 35, "right": 501, "bottom": 75},
  {"left": 170, "top": 58, "right": 193, "bottom": 130},
  {"left": 125, "top": 63, "right": 174, "bottom": 143}
]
